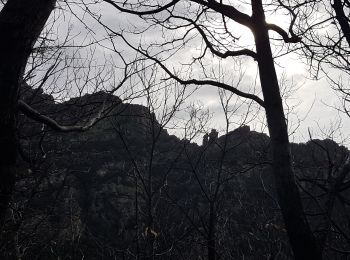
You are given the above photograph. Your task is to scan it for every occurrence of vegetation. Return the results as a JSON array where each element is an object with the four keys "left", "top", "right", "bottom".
[{"left": 1, "top": 0, "right": 350, "bottom": 259}]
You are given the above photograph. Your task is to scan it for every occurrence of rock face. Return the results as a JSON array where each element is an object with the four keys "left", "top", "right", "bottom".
[{"left": 5, "top": 90, "right": 350, "bottom": 259}]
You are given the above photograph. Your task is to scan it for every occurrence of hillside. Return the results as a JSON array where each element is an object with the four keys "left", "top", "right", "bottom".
[{"left": 3, "top": 90, "right": 349, "bottom": 259}]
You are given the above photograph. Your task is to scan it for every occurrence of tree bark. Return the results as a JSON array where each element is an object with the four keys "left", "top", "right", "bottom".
[
  {"left": 333, "top": 0, "right": 350, "bottom": 47},
  {"left": 251, "top": 1, "right": 322, "bottom": 259},
  {"left": 0, "top": 0, "right": 56, "bottom": 225}
]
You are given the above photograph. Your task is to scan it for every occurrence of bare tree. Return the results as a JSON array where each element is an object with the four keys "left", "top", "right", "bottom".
[
  {"left": 87, "top": 0, "right": 321, "bottom": 258},
  {"left": 113, "top": 68, "right": 209, "bottom": 259},
  {"left": 0, "top": 0, "right": 141, "bottom": 226},
  {"left": 0, "top": 0, "right": 57, "bottom": 225},
  {"left": 287, "top": 0, "right": 350, "bottom": 115},
  {"left": 167, "top": 89, "right": 263, "bottom": 260}
]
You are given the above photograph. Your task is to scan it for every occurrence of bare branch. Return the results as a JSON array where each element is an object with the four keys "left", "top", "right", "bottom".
[
  {"left": 113, "top": 32, "right": 265, "bottom": 107},
  {"left": 267, "top": 23, "right": 301, "bottom": 43},
  {"left": 18, "top": 100, "right": 105, "bottom": 132},
  {"left": 172, "top": 15, "right": 257, "bottom": 59},
  {"left": 189, "top": 0, "right": 253, "bottom": 30},
  {"left": 102, "top": 0, "right": 180, "bottom": 16}
]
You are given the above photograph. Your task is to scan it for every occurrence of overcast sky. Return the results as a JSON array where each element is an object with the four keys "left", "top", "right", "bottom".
[{"left": 33, "top": 1, "right": 350, "bottom": 146}]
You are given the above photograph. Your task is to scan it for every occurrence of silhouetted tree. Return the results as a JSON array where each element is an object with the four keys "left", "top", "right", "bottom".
[
  {"left": 290, "top": 0, "right": 350, "bottom": 115},
  {"left": 93, "top": 1, "right": 321, "bottom": 258},
  {"left": 0, "top": 0, "right": 57, "bottom": 226},
  {"left": 0, "top": 0, "right": 139, "bottom": 227}
]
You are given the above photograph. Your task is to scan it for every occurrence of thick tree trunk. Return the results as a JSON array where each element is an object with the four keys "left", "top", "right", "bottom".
[
  {"left": 333, "top": 0, "right": 350, "bottom": 47},
  {"left": 0, "top": 0, "right": 56, "bottom": 225},
  {"left": 251, "top": 1, "right": 322, "bottom": 259}
]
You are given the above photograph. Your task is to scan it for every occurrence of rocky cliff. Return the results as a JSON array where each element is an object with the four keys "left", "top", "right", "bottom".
[{"left": 3, "top": 89, "right": 349, "bottom": 259}]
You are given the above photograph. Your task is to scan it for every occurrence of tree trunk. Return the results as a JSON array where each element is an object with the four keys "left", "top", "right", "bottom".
[
  {"left": 207, "top": 202, "right": 216, "bottom": 260},
  {"left": 251, "top": 1, "right": 322, "bottom": 259},
  {"left": 333, "top": 0, "right": 350, "bottom": 47},
  {"left": 0, "top": 0, "right": 56, "bottom": 225}
]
